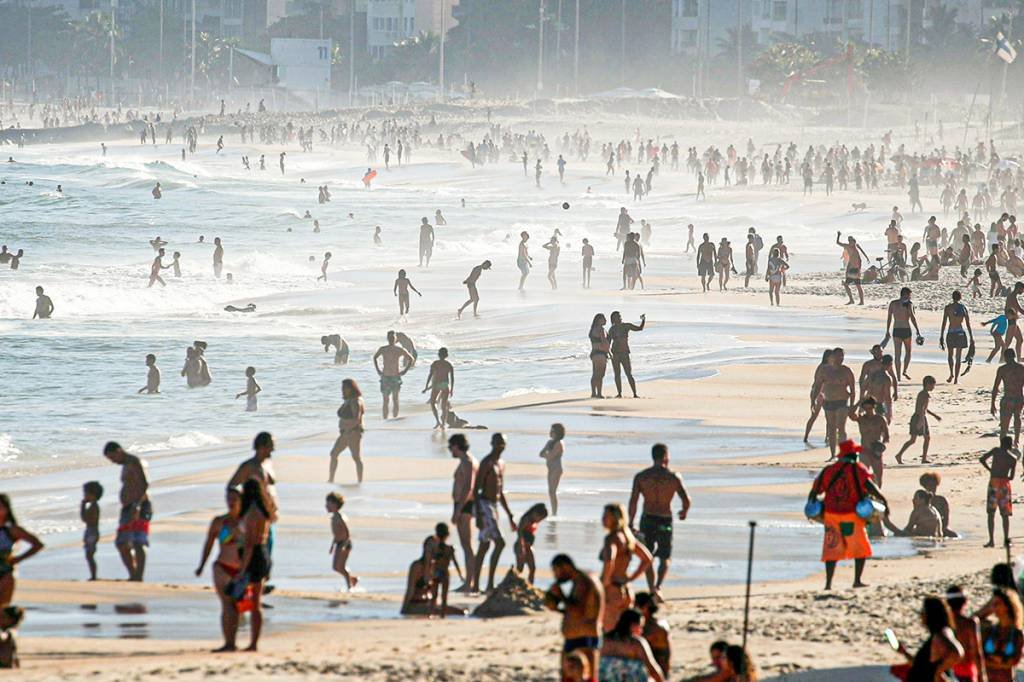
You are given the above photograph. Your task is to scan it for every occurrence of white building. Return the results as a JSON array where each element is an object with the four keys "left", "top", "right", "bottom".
[
  {"left": 270, "top": 38, "right": 332, "bottom": 92},
  {"left": 366, "top": 0, "right": 417, "bottom": 58}
]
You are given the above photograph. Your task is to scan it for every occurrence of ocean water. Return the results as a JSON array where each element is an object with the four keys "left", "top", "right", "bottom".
[{"left": 0, "top": 137, "right": 920, "bottom": 610}]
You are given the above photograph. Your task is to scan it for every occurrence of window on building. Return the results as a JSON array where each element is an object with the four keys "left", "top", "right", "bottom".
[
  {"left": 225, "top": 0, "right": 242, "bottom": 19},
  {"left": 682, "top": 0, "right": 698, "bottom": 18},
  {"left": 772, "top": 1, "right": 786, "bottom": 21}
]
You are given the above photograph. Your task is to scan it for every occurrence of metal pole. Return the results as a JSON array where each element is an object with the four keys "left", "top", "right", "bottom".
[
  {"left": 742, "top": 521, "right": 757, "bottom": 652},
  {"left": 573, "top": 0, "right": 579, "bottom": 96},
  {"left": 555, "top": 0, "right": 562, "bottom": 88},
  {"left": 27, "top": 1, "right": 32, "bottom": 84},
  {"left": 620, "top": 0, "right": 626, "bottom": 85},
  {"left": 110, "top": 0, "right": 117, "bottom": 106},
  {"left": 736, "top": 0, "right": 743, "bottom": 97},
  {"left": 438, "top": 0, "right": 446, "bottom": 102},
  {"left": 159, "top": 0, "right": 164, "bottom": 80},
  {"left": 537, "top": 0, "right": 544, "bottom": 95},
  {"left": 349, "top": 0, "right": 355, "bottom": 105},
  {"left": 190, "top": 0, "right": 196, "bottom": 104}
]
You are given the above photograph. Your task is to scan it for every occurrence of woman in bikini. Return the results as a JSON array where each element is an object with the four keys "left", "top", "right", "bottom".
[
  {"left": 982, "top": 588, "right": 1024, "bottom": 682},
  {"left": 539, "top": 423, "right": 566, "bottom": 515},
  {"left": 764, "top": 247, "right": 789, "bottom": 306},
  {"left": 0, "top": 494, "right": 43, "bottom": 607},
  {"left": 804, "top": 350, "right": 834, "bottom": 444},
  {"left": 195, "top": 487, "right": 243, "bottom": 652},
  {"left": 598, "top": 608, "right": 665, "bottom": 682},
  {"left": 329, "top": 378, "right": 365, "bottom": 484},
  {"left": 589, "top": 314, "right": 609, "bottom": 398},
  {"left": 599, "top": 503, "right": 653, "bottom": 634}
]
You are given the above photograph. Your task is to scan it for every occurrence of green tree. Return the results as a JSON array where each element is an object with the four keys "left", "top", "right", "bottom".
[{"left": 748, "top": 42, "right": 821, "bottom": 94}]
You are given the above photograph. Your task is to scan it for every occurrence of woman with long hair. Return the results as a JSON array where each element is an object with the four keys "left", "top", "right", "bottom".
[
  {"left": 329, "top": 378, "right": 365, "bottom": 484},
  {"left": 539, "top": 423, "right": 566, "bottom": 516},
  {"left": 804, "top": 349, "right": 834, "bottom": 444},
  {"left": 233, "top": 479, "right": 272, "bottom": 651},
  {"left": 0, "top": 494, "right": 43, "bottom": 607},
  {"left": 764, "top": 247, "right": 789, "bottom": 306},
  {"left": 598, "top": 608, "right": 665, "bottom": 681},
  {"left": 600, "top": 503, "right": 653, "bottom": 634},
  {"left": 890, "top": 595, "right": 963, "bottom": 681},
  {"left": 195, "top": 487, "right": 244, "bottom": 652},
  {"left": 590, "top": 314, "right": 610, "bottom": 398},
  {"left": 982, "top": 588, "right": 1024, "bottom": 682}
]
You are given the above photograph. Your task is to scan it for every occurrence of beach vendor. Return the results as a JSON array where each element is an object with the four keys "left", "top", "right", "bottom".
[{"left": 807, "top": 439, "right": 888, "bottom": 590}]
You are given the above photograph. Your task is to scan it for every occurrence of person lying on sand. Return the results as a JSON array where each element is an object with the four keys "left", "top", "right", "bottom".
[{"left": 224, "top": 304, "right": 256, "bottom": 313}]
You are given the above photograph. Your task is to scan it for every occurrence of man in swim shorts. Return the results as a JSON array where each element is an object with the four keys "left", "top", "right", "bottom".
[
  {"left": 373, "top": 330, "right": 415, "bottom": 420},
  {"left": 981, "top": 436, "right": 1017, "bottom": 548},
  {"left": 103, "top": 442, "right": 151, "bottom": 582},
  {"left": 992, "top": 348, "right": 1024, "bottom": 446},
  {"left": 545, "top": 554, "right": 604, "bottom": 679},
  {"left": 696, "top": 233, "right": 717, "bottom": 293},
  {"left": 628, "top": 443, "right": 690, "bottom": 601},
  {"left": 471, "top": 433, "right": 516, "bottom": 593},
  {"left": 810, "top": 347, "right": 857, "bottom": 459},
  {"left": 885, "top": 287, "right": 920, "bottom": 381},
  {"left": 449, "top": 434, "right": 477, "bottom": 592},
  {"left": 837, "top": 231, "right": 869, "bottom": 305}
]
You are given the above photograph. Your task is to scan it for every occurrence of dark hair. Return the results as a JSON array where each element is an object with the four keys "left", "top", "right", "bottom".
[
  {"left": 83, "top": 481, "right": 104, "bottom": 500},
  {"left": 725, "top": 645, "right": 755, "bottom": 677},
  {"left": 522, "top": 503, "right": 549, "bottom": 524},
  {"left": 342, "top": 378, "right": 362, "bottom": 399},
  {"left": 1003, "top": 436, "right": 1014, "bottom": 449},
  {"left": 919, "top": 472, "right": 940, "bottom": 487},
  {"left": 609, "top": 608, "right": 643, "bottom": 639},
  {"left": 634, "top": 591, "right": 659, "bottom": 615},
  {"left": 922, "top": 596, "right": 953, "bottom": 634},
  {"left": 240, "top": 479, "right": 270, "bottom": 518},
  {"left": 326, "top": 492, "right": 344, "bottom": 508},
  {"left": 992, "top": 563, "right": 1018, "bottom": 592},
  {"left": 103, "top": 441, "right": 122, "bottom": 455},
  {"left": 253, "top": 431, "right": 273, "bottom": 450},
  {"left": 551, "top": 553, "right": 575, "bottom": 569},
  {"left": 651, "top": 443, "right": 668, "bottom": 461},
  {"left": 710, "top": 640, "right": 729, "bottom": 654},
  {"left": 0, "top": 606, "right": 24, "bottom": 629},
  {"left": 0, "top": 494, "right": 15, "bottom": 526},
  {"left": 946, "top": 584, "right": 967, "bottom": 613},
  {"left": 448, "top": 433, "right": 469, "bottom": 451},
  {"left": 435, "top": 522, "right": 449, "bottom": 537}
]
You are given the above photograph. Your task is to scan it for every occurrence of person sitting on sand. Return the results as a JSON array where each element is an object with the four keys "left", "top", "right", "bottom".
[
  {"left": 513, "top": 503, "right": 548, "bottom": 584},
  {"left": 326, "top": 493, "right": 358, "bottom": 591},
  {"left": 882, "top": 489, "right": 943, "bottom": 538},
  {"left": 400, "top": 553, "right": 467, "bottom": 617},
  {"left": 685, "top": 640, "right": 730, "bottom": 681},
  {"left": 195, "top": 487, "right": 243, "bottom": 652},
  {"left": 544, "top": 554, "right": 604, "bottom": 680},
  {"left": 889, "top": 596, "right": 963, "bottom": 682},
  {"left": 635, "top": 592, "right": 671, "bottom": 679},
  {"left": 807, "top": 439, "right": 887, "bottom": 590},
  {"left": 224, "top": 304, "right": 256, "bottom": 313},
  {"left": 919, "top": 473, "right": 958, "bottom": 538},
  {"left": 599, "top": 609, "right": 665, "bottom": 682},
  {"left": 421, "top": 522, "right": 462, "bottom": 617},
  {"left": 982, "top": 436, "right": 1018, "bottom": 549}
]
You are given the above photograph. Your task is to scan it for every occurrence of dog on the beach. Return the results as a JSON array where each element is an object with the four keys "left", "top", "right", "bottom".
[{"left": 851, "top": 202, "right": 867, "bottom": 212}]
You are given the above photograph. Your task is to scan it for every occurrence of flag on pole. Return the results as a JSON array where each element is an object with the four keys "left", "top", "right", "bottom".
[{"left": 996, "top": 32, "right": 1017, "bottom": 64}]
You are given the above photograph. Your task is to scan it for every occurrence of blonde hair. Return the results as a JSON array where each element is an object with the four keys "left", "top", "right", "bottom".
[{"left": 603, "top": 503, "right": 636, "bottom": 551}]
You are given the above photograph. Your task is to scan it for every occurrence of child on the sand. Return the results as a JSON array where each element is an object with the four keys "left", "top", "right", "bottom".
[
  {"left": 0, "top": 606, "right": 24, "bottom": 668},
  {"left": 982, "top": 313, "right": 1009, "bottom": 363},
  {"left": 80, "top": 481, "right": 102, "bottom": 580},
  {"left": 326, "top": 493, "right": 357, "bottom": 591},
  {"left": 514, "top": 503, "right": 549, "bottom": 584},
  {"left": 968, "top": 268, "right": 983, "bottom": 299}
]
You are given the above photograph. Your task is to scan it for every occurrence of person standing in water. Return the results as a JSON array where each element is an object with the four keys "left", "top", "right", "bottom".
[
  {"left": 471, "top": 433, "right": 517, "bottom": 594},
  {"left": 608, "top": 312, "right": 645, "bottom": 398},
  {"left": 102, "top": 442, "right": 151, "bottom": 582},
  {"left": 138, "top": 354, "right": 160, "bottom": 394},
  {"left": 590, "top": 314, "right": 610, "bottom": 398},
  {"left": 543, "top": 234, "right": 561, "bottom": 290},
  {"left": 582, "top": 238, "right": 595, "bottom": 288},
  {"left": 696, "top": 234, "right": 717, "bottom": 293},
  {"left": 424, "top": 348, "right": 454, "bottom": 429},
  {"left": 394, "top": 269, "right": 422, "bottom": 318},
  {"left": 235, "top": 367, "right": 261, "bottom": 412},
  {"left": 279, "top": 151, "right": 286, "bottom": 174},
  {"left": 373, "top": 330, "right": 415, "bottom": 420},
  {"left": 418, "top": 217, "right": 435, "bottom": 267},
  {"left": 458, "top": 261, "right": 491, "bottom": 319},
  {"left": 329, "top": 379, "right": 365, "bottom": 484},
  {"left": 32, "top": 286, "right": 53, "bottom": 319},
  {"left": 517, "top": 232, "right": 532, "bottom": 291},
  {"left": 539, "top": 423, "right": 566, "bottom": 516},
  {"left": 148, "top": 248, "right": 170, "bottom": 288},
  {"left": 449, "top": 433, "right": 478, "bottom": 593},
  {"left": 317, "top": 252, "right": 332, "bottom": 282},
  {"left": 213, "top": 238, "right": 224, "bottom": 279},
  {"left": 685, "top": 224, "right": 696, "bottom": 254},
  {"left": 628, "top": 443, "right": 691, "bottom": 602}
]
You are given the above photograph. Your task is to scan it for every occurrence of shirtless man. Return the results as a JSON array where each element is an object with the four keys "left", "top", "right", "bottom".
[
  {"left": 517, "top": 231, "right": 532, "bottom": 290},
  {"left": 743, "top": 233, "right": 756, "bottom": 288},
  {"left": 859, "top": 345, "right": 898, "bottom": 400},
  {"left": 981, "top": 436, "right": 1018, "bottom": 548},
  {"left": 939, "top": 290, "right": 974, "bottom": 383},
  {"left": 696, "top": 233, "right": 716, "bottom": 292},
  {"left": 884, "top": 219, "right": 901, "bottom": 258},
  {"left": 448, "top": 433, "right": 478, "bottom": 592},
  {"left": 148, "top": 248, "right": 170, "bottom": 288},
  {"left": 213, "top": 237, "right": 224, "bottom": 279},
  {"left": 837, "top": 231, "right": 869, "bottom": 305},
  {"left": 423, "top": 347, "right": 454, "bottom": 429},
  {"left": 992, "top": 348, "right": 1024, "bottom": 446},
  {"left": 373, "top": 330, "right": 415, "bottom": 419},
  {"left": 862, "top": 355, "right": 898, "bottom": 424},
  {"left": 393, "top": 269, "right": 421, "bottom": 318},
  {"left": 227, "top": 431, "right": 280, "bottom": 523},
  {"left": 809, "top": 347, "right": 856, "bottom": 459},
  {"left": 885, "top": 287, "right": 921, "bottom": 381},
  {"left": 716, "top": 238, "right": 734, "bottom": 291},
  {"left": 32, "top": 286, "right": 53, "bottom": 319},
  {"left": 608, "top": 311, "right": 645, "bottom": 398},
  {"left": 321, "top": 334, "right": 349, "bottom": 365},
  {"left": 923, "top": 216, "right": 942, "bottom": 258},
  {"left": 418, "top": 217, "right": 435, "bottom": 267},
  {"left": 1006, "top": 282, "right": 1024, "bottom": 356},
  {"left": 848, "top": 398, "right": 889, "bottom": 486},
  {"left": 628, "top": 443, "right": 690, "bottom": 601},
  {"left": 457, "top": 260, "right": 491, "bottom": 319},
  {"left": 545, "top": 554, "right": 604, "bottom": 679},
  {"left": 471, "top": 433, "right": 517, "bottom": 593},
  {"left": 102, "top": 442, "right": 151, "bottom": 581}
]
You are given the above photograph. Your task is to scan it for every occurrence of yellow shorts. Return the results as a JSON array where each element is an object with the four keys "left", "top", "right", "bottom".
[{"left": 821, "top": 512, "right": 872, "bottom": 563}]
